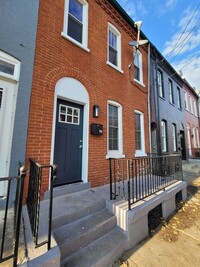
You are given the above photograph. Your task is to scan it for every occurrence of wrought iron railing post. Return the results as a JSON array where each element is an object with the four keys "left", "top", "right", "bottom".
[
  {"left": 127, "top": 160, "right": 131, "bottom": 210},
  {"left": 48, "top": 164, "right": 57, "bottom": 251},
  {"left": 109, "top": 158, "right": 113, "bottom": 200},
  {"left": 0, "top": 179, "right": 11, "bottom": 261},
  {"left": 13, "top": 166, "right": 26, "bottom": 267}
]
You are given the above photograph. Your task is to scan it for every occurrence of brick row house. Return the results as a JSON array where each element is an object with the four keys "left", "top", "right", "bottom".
[
  {"left": 183, "top": 79, "right": 200, "bottom": 158},
  {"left": 25, "top": 0, "right": 150, "bottom": 197},
  {"left": 150, "top": 47, "right": 187, "bottom": 159}
]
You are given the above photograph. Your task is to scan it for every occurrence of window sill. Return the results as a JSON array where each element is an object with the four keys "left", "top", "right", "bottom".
[
  {"left": 106, "top": 61, "right": 124, "bottom": 74},
  {"left": 106, "top": 151, "right": 125, "bottom": 159},
  {"left": 61, "top": 32, "right": 90, "bottom": 53},
  {"left": 135, "top": 151, "right": 147, "bottom": 157},
  {"left": 134, "top": 79, "right": 145, "bottom": 87},
  {"left": 169, "top": 102, "right": 175, "bottom": 106}
]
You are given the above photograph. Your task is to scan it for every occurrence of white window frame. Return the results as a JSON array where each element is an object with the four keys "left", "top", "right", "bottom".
[
  {"left": 192, "top": 127, "right": 197, "bottom": 147},
  {"left": 196, "top": 128, "right": 200, "bottom": 147},
  {"left": 157, "top": 69, "right": 164, "bottom": 98},
  {"left": 189, "top": 95, "right": 193, "bottom": 114},
  {"left": 0, "top": 50, "right": 21, "bottom": 81},
  {"left": 133, "top": 49, "right": 144, "bottom": 86},
  {"left": 177, "top": 87, "right": 181, "bottom": 109},
  {"left": 107, "top": 23, "right": 123, "bottom": 74},
  {"left": 161, "top": 120, "right": 167, "bottom": 153},
  {"left": 106, "top": 100, "right": 124, "bottom": 159},
  {"left": 168, "top": 79, "right": 174, "bottom": 104},
  {"left": 61, "top": 0, "right": 89, "bottom": 52},
  {"left": 172, "top": 124, "right": 177, "bottom": 152},
  {"left": 193, "top": 99, "right": 197, "bottom": 117},
  {"left": 134, "top": 110, "right": 146, "bottom": 157},
  {"left": 184, "top": 90, "right": 189, "bottom": 111}
]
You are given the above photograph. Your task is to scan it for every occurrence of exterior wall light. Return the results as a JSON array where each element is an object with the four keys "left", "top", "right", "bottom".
[{"left": 93, "top": 105, "right": 100, "bottom": 118}]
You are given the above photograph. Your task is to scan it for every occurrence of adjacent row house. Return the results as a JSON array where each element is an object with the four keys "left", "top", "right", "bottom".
[
  {"left": 0, "top": 0, "right": 39, "bottom": 196},
  {"left": 150, "top": 47, "right": 187, "bottom": 159},
  {"left": 183, "top": 79, "right": 200, "bottom": 158}
]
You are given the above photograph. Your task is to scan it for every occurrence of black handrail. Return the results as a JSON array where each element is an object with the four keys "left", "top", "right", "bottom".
[
  {"left": 110, "top": 155, "right": 183, "bottom": 210},
  {"left": 0, "top": 166, "right": 26, "bottom": 267},
  {"left": 27, "top": 158, "right": 57, "bottom": 250}
]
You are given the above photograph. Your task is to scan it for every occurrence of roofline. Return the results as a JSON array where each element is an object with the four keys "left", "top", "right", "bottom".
[{"left": 108, "top": 1, "right": 183, "bottom": 82}]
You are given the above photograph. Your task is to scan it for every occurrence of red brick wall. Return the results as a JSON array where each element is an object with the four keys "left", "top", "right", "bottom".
[{"left": 25, "top": 0, "right": 149, "bottom": 198}]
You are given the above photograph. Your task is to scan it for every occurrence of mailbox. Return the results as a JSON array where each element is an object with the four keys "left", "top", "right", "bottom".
[{"left": 91, "top": 123, "right": 103, "bottom": 135}]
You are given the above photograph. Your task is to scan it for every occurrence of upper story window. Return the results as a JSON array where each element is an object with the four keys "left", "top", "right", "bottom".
[
  {"left": 107, "top": 23, "right": 122, "bottom": 72},
  {"left": 172, "top": 124, "right": 177, "bottom": 152},
  {"left": 177, "top": 87, "right": 181, "bottom": 109},
  {"left": 62, "top": 0, "right": 89, "bottom": 52},
  {"left": 134, "top": 110, "right": 146, "bottom": 157},
  {"left": 157, "top": 69, "right": 164, "bottom": 98},
  {"left": 161, "top": 120, "right": 167, "bottom": 153},
  {"left": 168, "top": 79, "right": 174, "bottom": 104},
  {"left": 0, "top": 50, "right": 21, "bottom": 81},
  {"left": 107, "top": 100, "right": 124, "bottom": 158},
  {"left": 193, "top": 99, "right": 197, "bottom": 116},
  {"left": 184, "top": 91, "right": 189, "bottom": 111},
  {"left": 189, "top": 95, "right": 193, "bottom": 114},
  {"left": 134, "top": 50, "right": 143, "bottom": 85}
]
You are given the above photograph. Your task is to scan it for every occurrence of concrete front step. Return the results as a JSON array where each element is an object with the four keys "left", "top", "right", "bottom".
[
  {"left": 44, "top": 182, "right": 91, "bottom": 199},
  {"left": 61, "top": 228, "right": 126, "bottom": 267},
  {"left": 52, "top": 196, "right": 105, "bottom": 229},
  {"left": 54, "top": 209, "right": 116, "bottom": 260}
]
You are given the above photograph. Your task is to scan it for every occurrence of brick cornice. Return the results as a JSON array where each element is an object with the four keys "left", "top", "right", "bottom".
[{"left": 95, "top": 0, "right": 137, "bottom": 39}]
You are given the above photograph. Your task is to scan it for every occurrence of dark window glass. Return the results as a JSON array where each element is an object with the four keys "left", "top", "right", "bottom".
[
  {"left": 135, "top": 113, "right": 141, "bottom": 150},
  {"left": 0, "top": 60, "right": 14, "bottom": 75},
  {"left": 134, "top": 52, "right": 140, "bottom": 81},
  {"left": 109, "top": 105, "right": 118, "bottom": 150},
  {"left": 109, "top": 46, "right": 117, "bottom": 66},
  {"left": 134, "top": 65, "right": 140, "bottom": 81},
  {"left": 68, "top": 15, "right": 82, "bottom": 43},
  {"left": 69, "top": 0, "right": 83, "bottom": 22},
  {"left": 0, "top": 89, "right": 3, "bottom": 109}
]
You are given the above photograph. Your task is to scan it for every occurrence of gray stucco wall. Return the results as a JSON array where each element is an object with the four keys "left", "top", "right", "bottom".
[{"left": 0, "top": 0, "right": 39, "bottom": 175}]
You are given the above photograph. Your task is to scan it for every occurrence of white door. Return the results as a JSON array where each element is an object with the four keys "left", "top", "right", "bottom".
[
  {"left": 0, "top": 79, "right": 16, "bottom": 196},
  {"left": 187, "top": 126, "right": 192, "bottom": 156}
]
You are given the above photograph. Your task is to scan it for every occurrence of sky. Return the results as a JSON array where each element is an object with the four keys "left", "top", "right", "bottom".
[{"left": 116, "top": 0, "right": 200, "bottom": 89}]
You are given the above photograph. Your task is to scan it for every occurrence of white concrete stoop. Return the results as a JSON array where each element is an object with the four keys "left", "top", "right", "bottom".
[{"left": 22, "top": 180, "right": 187, "bottom": 267}]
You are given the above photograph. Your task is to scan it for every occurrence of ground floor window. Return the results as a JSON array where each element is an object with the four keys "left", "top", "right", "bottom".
[
  {"left": 134, "top": 110, "right": 146, "bottom": 157},
  {"left": 161, "top": 120, "right": 167, "bottom": 152},
  {"left": 107, "top": 100, "right": 124, "bottom": 158},
  {"left": 172, "top": 124, "right": 177, "bottom": 152}
]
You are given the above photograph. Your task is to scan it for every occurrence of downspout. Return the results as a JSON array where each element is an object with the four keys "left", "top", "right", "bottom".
[{"left": 147, "top": 43, "right": 151, "bottom": 153}]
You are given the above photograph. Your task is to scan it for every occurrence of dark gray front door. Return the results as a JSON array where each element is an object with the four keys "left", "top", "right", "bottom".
[{"left": 54, "top": 99, "right": 83, "bottom": 186}]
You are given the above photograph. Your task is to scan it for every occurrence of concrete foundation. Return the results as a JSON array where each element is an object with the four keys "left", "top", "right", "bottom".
[{"left": 107, "top": 181, "right": 187, "bottom": 250}]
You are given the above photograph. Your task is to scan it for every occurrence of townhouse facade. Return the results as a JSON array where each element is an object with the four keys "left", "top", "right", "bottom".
[
  {"left": 150, "top": 47, "right": 187, "bottom": 159},
  {"left": 25, "top": 0, "right": 150, "bottom": 197},
  {"left": 0, "top": 0, "right": 39, "bottom": 196},
  {"left": 183, "top": 80, "right": 200, "bottom": 158}
]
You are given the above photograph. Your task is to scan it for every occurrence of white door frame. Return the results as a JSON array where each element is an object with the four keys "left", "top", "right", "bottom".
[
  {"left": 0, "top": 51, "right": 20, "bottom": 196},
  {"left": 50, "top": 77, "right": 89, "bottom": 187}
]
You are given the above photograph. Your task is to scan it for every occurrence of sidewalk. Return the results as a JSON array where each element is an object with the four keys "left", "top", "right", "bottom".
[{"left": 113, "top": 176, "right": 200, "bottom": 267}]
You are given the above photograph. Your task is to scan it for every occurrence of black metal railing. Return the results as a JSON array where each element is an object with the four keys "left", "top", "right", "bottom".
[
  {"left": 0, "top": 166, "right": 26, "bottom": 267},
  {"left": 27, "top": 158, "right": 56, "bottom": 250},
  {"left": 110, "top": 155, "right": 183, "bottom": 210}
]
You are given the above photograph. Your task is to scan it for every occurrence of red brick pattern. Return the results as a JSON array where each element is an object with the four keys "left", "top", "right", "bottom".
[{"left": 25, "top": 0, "right": 149, "bottom": 198}]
